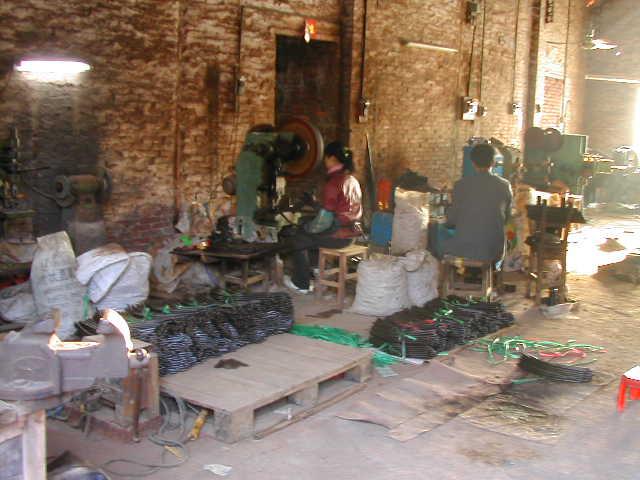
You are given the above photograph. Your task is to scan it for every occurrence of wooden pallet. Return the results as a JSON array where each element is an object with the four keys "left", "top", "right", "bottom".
[{"left": 160, "top": 333, "right": 373, "bottom": 443}]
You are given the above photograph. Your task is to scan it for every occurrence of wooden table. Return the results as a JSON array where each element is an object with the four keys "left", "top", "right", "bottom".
[{"left": 172, "top": 243, "right": 284, "bottom": 290}]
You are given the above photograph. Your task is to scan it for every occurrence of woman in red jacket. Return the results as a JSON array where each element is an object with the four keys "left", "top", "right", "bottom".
[{"left": 284, "top": 141, "right": 363, "bottom": 293}]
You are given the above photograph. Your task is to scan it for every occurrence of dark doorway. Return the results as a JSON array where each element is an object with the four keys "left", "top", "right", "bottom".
[{"left": 275, "top": 35, "right": 341, "bottom": 198}]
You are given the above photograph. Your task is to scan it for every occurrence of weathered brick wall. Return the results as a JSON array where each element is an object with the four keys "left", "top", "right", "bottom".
[
  {"left": 176, "top": 1, "right": 343, "bottom": 214},
  {"left": 0, "top": 0, "right": 178, "bottom": 251},
  {"left": 534, "top": 0, "right": 587, "bottom": 134},
  {"left": 541, "top": 76, "right": 564, "bottom": 128},
  {"left": 0, "top": 0, "right": 589, "bottom": 251},
  {"left": 348, "top": 0, "right": 587, "bottom": 190},
  {"left": 584, "top": 0, "right": 639, "bottom": 154}
]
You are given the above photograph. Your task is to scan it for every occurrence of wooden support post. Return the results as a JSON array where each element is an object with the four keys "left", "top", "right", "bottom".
[
  {"left": 213, "top": 408, "right": 254, "bottom": 443},
  {"left": 338, "top": 253, "right": 347, "bottom": 309},
  {"left": 22, "top": 410, "right": 46, "bottom": 480},
  {"left": 345, "top": 359, "right": 373, "bottom": 383},
  {"left": 290, "top": 384, "right": 319, "bottom": 407}
]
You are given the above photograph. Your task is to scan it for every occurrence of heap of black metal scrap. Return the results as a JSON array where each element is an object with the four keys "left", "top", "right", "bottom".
[
  {"left": 369, "top": 296, "right": 515, "bottom": 360},
  {"left": 77, "top": 292, "right": 294, "bottom": 376}
]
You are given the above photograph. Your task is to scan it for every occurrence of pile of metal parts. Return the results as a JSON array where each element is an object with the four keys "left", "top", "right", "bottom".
[
  {"left": 77, "top": 292, "right": 294, "bottom": 376},
  {"left": 518, "top": 353, "right": 594, "bottom": 383},
  {"left": 369, "top": 296, "right": 515, "bottom": 360},
  {"left": 470, "top": 335, "right": 605, "bottom": 383}
]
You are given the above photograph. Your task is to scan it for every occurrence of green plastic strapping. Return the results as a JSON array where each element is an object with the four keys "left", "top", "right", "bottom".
[
  {"left": 290, "top": 324, "right": 398, "bottom": 366},
  {"left": 469, "top": 335, "right": 606, "bottom": 365},
  {"left": 82, "top": 294, "right": 91, "bottom": 321}
]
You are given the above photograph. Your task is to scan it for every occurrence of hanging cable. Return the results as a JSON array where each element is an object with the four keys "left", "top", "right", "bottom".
[
  {"left": 478, "top": 0, "right": 488, "bottom": 100},
  {"left": 511, "top": 0, "right": 522, "bottom": 105},
  {"left": 560, "top": 0, "right": 572, "bottom": 129},
  {"left": 100, "top": 394, "right": 191, "bottom": 477},
  {"left": 466, "top": 13, "right": 479, "bottom": 96}
]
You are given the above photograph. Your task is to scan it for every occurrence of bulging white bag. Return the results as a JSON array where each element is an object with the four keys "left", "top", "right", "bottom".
[
  {"left": 405, "top": 252, "right": 440, "bottom": 307},
  {"left": 95, "top": 252, "right": 152, "bottom": 311},
  {"left": 76, "top": 244, "right": 130, "bottom": 303},
  {"left": 0, "top": 281, "right": 37, "bottom": 324},
  {"left": 31, "top": 231, "right": 86, "bottom": 339},
  {"left": 76, "top": 245, "right": 152, "bottom": 311},
  {"left": 349, "top": 256, "right": 410, "bottom": 316},
  {"left": 391, "top": 189, "right": 430, "bottom": 255}
]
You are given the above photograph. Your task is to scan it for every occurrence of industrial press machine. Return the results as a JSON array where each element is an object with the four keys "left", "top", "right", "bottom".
[{"left": 223, "top": 117, "right": 324, "bottom": 241}]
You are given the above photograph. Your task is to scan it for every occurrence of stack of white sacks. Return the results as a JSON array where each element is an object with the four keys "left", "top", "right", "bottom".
[
  {"left": 0, "top": 232, "right": 151, "bottom": 339},
  {"left": 349, "top": 250, "right": 439, "bottom": 316},
  {"left": 351, "top": 186, "right": 437, "bottom": 317}
]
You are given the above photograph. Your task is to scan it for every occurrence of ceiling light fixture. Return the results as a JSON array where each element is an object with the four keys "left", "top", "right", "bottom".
[
  {"left": 16, "top": 60, "right": 91, "bottom": 74},
  {"left": 15, "top": 59, "right": 91, "bottom": 83}
]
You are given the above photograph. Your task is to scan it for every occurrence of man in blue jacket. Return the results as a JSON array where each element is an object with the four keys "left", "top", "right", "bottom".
[{"left": 444, "top": 144, "right": 513, "bottom": 263}]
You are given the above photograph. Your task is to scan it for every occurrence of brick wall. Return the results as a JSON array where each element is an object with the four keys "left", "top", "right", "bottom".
[
  {"left": 533, "top": 0, "right": 587, "bottom": 134},
  {"left": 584, "top": 0, "right": 640, "bottom": 154},
  {"left": 349, "top": 0, "right": 587, "bottom": 190},
  {"left": 541, "top": 76, "right": 564, "bottom": 128},
  {"left": 0, "top": 0, "right": 177, "bottom": 251},
  {"left": 0, "top": 0, "right": 589, "bottom": 251}
]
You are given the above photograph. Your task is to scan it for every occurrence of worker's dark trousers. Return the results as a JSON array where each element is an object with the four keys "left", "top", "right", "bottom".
[{"left": 288, "top": 232, "right": 352, "bottom": 290}]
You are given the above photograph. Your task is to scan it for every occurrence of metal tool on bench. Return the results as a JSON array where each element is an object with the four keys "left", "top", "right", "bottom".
[{"left": 0, "top": 309, "right": 149, "bottom": 401}]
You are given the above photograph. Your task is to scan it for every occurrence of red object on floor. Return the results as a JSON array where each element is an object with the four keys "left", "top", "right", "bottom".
[{"left": 617, "top": 366, "right": 640, "bottom": 412}]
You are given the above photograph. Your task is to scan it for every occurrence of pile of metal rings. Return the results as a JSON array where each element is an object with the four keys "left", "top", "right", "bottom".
[
  {"left": 518, "top": 353, "right": 594, "bottom": 383},
  {"left": 369, "top": 296, "right": 515, "bottom": 360},
  {"left": 127, "top": 292, "right": 294, "bottom": 376}
]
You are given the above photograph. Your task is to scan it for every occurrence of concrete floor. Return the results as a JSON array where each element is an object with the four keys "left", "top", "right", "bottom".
[{"left": 48, "top": 208, "right": 640, "bottom": 479}]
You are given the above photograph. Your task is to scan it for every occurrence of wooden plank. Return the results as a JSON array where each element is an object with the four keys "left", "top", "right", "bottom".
[
  {"left": 162, "top": 367, "right": 275, "bottom": 408},
  {"left": 216, "top": 342, "right": 346, "bottom": 379},
  {"left": 22, "top": 410, "right": 46, "bottom": 480},
  {"left": 264, "top": 334, "right": 371, "bottom": 362},
  {"left": 162, "top": 342, "right": 365, "bottom": 412},
  {"left": 160, "top": 333, "right": 373, "bottom": 442},
  {"left": 254, "top": 382, "right": 367, "bottom": 440}
]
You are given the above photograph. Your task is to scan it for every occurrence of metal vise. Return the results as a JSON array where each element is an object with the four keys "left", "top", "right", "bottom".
[{"left": 0, "top": 309, "right": 148, "bottom": 401}]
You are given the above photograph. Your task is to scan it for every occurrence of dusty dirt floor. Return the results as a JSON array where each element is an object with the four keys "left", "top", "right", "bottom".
[{"left": 47, "top": 206, "right": 640, "bottom": 479}]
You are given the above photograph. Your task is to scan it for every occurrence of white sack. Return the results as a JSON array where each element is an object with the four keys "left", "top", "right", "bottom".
[
  {"left": 151, "top": 236, "right": 201, "bottom": 294},
  {"left": 0, "top": 241, "right": 37, "bottom": 264},
  {"left": 406, "top": 252, "right": 440, "bottom": 307},
  {"left": 391, "top": 188, "right": 430, "bottom": 255},
  {"left": 76, "top": 244, "right": 130, "bottom": 302},
  {"left": 349, "top": 256, "right": 411, "bottom": 316},
  {"left": 95, "top": 252, "right": 152, "bottom": 311},
  {"left": 30, "top": 231, "right": 86, "bottom": 339},
  {"left": 0, "top": 281, "right": 37, "bottom": 324}
]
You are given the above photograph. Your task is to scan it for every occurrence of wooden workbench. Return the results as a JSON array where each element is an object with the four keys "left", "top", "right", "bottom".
[{"left": 172, "top": 243, "right": 284, "bottom": 289}]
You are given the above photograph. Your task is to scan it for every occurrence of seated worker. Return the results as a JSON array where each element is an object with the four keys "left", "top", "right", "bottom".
[
  {"left": 443, "top": 144, "right": 513, "bottom": 263},
  {"left": 283, "top": 141, "right": 363, "bottom": 293}
]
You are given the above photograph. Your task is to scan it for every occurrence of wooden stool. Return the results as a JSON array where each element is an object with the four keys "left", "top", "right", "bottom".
[
  {"left": 441, "top": 255, "right": 494, "bottom": 298},
  {"left": 317, "top": 244, "right": 369, "bottom": 309}
]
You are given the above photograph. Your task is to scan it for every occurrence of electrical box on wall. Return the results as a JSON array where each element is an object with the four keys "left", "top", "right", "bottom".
[
  {"left": 509, "top": 102, "right": 522, "bottom": 115},
  {"left": 466, "top": 1, "right": 480, "bottom": 23},
  {"left": 461, "top": 96, "right": 486, "bottom": 121}
]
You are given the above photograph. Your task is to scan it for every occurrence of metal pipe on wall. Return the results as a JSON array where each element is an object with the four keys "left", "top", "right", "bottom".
[
  {"left": 511, "top": 0, "right": 522, "bottom": 106},
  {"left": 172, "top": 0, "right": 186, "bottom": 215},
  {"left": 560, "top": 0, "right": 572, "bottom": 130}
]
